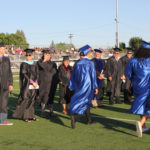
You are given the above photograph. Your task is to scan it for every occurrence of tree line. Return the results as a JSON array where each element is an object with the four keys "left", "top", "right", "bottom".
[
  {"left": 0, "top": 30, "right": 148, "bottom": 52},
  {"left": 0, "top": 30, "right": 29, "bottom": 49}
]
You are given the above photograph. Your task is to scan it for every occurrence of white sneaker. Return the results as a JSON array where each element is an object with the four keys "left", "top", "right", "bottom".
[
  {"left": 142, "top": 127, "right": 150, "bottom": 133},
  {"left": 136, "top": 121, "right": 142, "bottom": 137},
  {"left": 0, "top": 122, "right": 13, "bottom": 126}
]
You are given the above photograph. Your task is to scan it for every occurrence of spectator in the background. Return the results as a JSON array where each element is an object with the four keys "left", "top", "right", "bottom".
[
  {"left": 126, "top": 42, "right": 150, "bottom": 138},
  {"left": 0, "top": 44, "right": 13, "bottom": 125}
]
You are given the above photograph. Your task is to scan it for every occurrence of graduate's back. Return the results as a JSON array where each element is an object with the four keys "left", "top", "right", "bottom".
[{"left": 126, "top": 57, "right": 150, "bottom": 91}]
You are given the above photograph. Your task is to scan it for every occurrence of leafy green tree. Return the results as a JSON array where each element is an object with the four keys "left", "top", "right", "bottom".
[
  {"left": 55, "top": 42, "right": 75, "bottom": 52},
  {"left": 119, "top": 42, "right": 125, "bottom": 49},
  {"left": 0, "top": 33, "right": 6, "bottom": 45},
  {"left": 129, "top": 37, "right": 143, "bottom": 51},
  {"left": 0, "top": 30, "right": 29, "bottom": 49},
  {"left": 119, "top": 42, "right": 126, "bottom": 53}
]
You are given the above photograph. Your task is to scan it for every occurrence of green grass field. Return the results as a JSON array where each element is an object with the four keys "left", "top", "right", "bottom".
[{"left": 0, "top": 74, "right": 150, "bottom": 150}]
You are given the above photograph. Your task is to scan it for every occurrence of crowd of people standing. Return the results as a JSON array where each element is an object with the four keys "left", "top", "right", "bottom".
[{"left": 0, "top": 42, "right": 150, "bottom": 138}]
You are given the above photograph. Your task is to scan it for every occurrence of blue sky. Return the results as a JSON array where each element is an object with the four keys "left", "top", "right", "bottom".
[{"left": 0, "top": 0, "right": 150, "bottom": 48}]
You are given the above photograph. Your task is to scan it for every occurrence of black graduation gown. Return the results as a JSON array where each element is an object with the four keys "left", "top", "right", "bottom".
[
  {"left": 120, "top": 55, "right": 132, "bottom": 90},
  {"left": 0, "top": 56, "right": 13, "bottom": 113},
  {"left": 106, "top": 56, "right": 123, "bottom": 97},
  {"left": 58, "top": 64, "right": 72, "bottom": 104},
  {"left": 37, "top": 60, "right": 56, "bottom": 104},
  {"left": 13, "top": 62, "right": 39, "bottom": 120},
  {"left": 48, "top": 62, "right": 59, "bottom": 105}
]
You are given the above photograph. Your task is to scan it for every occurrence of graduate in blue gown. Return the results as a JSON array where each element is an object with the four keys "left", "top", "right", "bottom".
[
  {"left": 126, "top": 42, "right": 150, "bottom": 137},
  {"left": 69, "top": 45, "right": 98, "bottom": 129}
]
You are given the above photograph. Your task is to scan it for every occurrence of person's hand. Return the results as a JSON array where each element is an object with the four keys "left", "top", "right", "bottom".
[
  {"left": 33, "top": 82, "right": 38, "bottom": 88},
  {"left": 98, "top": 74, "right": 104, "bottom": 79},
  {"left": 95, "top": 89, "right": 98, "bottom": 95},
  {"left": 9, "top": 85, "right": 13, "bottom": 92},
  {"left": 109, "top": 77, "right": 112, "bottom": 81}
]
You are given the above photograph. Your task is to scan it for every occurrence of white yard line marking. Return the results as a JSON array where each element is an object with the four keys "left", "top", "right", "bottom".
[
  {"left": 13, "top": 75, "right": 19, "bottom": 77},
  {"left": 14, "top": 80, "right": 19, "bottom": 82},
  {"left": 9, "top": 106, "right": 150, "bottom": 124}
]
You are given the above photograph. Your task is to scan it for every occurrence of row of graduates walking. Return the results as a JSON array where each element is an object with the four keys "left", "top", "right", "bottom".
[
  {"left": 1, "top": 42, "right": 150, "bottom": 139},
  {"left": 1, "top": 44, "right": 134, "bottom": 125},
  {"left": 0, "top": 42, "right": 134, "bottom": 127}
]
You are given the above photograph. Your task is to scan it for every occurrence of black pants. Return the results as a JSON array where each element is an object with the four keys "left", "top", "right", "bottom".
[
  {"left": 59, "top": 84, "right": 71, "bottom": 104},
  {"left": 0, "top": 89, "right": 9, "bottom": 113}
]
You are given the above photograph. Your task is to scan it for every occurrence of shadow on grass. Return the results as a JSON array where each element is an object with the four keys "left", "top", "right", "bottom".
[
  {"left": 70, "top": 111, "right": 136, "bottom": 137},
  {"left": 35, "top": 102, "right": 71, "bottom": 128},
  {"left": 91, "top": 113, "right": 136, "bottom": 137},
  {"left": 100, "top": 105, "right": 129, "bottom": 114}
]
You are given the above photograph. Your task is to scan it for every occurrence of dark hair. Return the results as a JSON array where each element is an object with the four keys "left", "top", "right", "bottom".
[
  {"left": 41, "top": 55, "right": 44, "bottom": 60},
  {"left": 0, "top": 42, "right": 5, "bottom": 47},
  {"left": 134, "top": 47, "right": 150, "bottom": 59}
]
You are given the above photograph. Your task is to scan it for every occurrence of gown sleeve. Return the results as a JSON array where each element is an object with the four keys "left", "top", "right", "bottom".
[
  {"left": 90, "top": 62, "right": 98, "bottom": 90},
  {"left": 8, "top": 57, "right": 13, "bottom": 86},
  {"left": 68, "top": 66, "right": 75, "bottom": 91},
  {"left": 125, "top": 59, "right": 133, "bottom": 80}
]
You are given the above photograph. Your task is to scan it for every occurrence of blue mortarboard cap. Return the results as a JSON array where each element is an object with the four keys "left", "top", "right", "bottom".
[
  {"left": 141, "top": 42, "right": 150, "bottom": 49},
  {"left": 94, "top": 49, "right": 102, "bottom": 53},
  {"left": 79, "top": 45, "right": 91, "bottom": 55}
]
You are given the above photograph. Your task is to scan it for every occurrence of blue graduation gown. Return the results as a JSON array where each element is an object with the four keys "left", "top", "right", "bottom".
[
  {"left": 93, "top": 58, "right": 103, "bottom": 87},
  {"left": 69, "top": 58, "right": 98, "bottom": 115},
  {"left": 126, "top": 58, "right": 150, "bottom": 115}
]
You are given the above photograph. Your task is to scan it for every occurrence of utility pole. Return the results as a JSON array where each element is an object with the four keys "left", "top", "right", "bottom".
[
  {"left": 68, "top": 33, "right": 74, "bottom": 46},
  {"left": 115, "top": 0, "right": 119, "bottom": 48}
]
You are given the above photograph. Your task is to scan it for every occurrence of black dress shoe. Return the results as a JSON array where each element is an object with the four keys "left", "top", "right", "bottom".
[
  {"left": 116, "top": 100, "right": 123, "bottom": 104},
  {"left": 109, "top": 100, "right": 114, "bottom": 105},
  {"left": 98, "top": 104, "right": 105, "bottom": 108},
  {"left": 49, "top": 112, "right": 57, "bottom": 117},
  {"left": 87, "top": 120, "right": 97, "bottom": 125},
  {"left": 71, "top": 115, "right": 76, "bottom": 129}
]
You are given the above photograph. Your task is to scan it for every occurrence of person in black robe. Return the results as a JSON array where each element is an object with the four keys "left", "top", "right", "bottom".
[
  {"left": 58, "top": 56, "right": 72, "bottom": 115},
  {"left": 13, "top": 49, "right": 39, "bottom": 122},
  {"left": 0, "top": 44, "right": 13, "bottom": 125},
  {"left": 92, "top": 49, "right": 106, "bottom": 107},
  {"left": 47, "top": 61, "right": 59, "bottom": 116},
  {"left": 120, "top": 48, "right": 133, "bottom": 103},
  {"left": 106, "top": 48, "right": 123, "bottom": 105},
  {"left": 37, "top": 49, "right": 56, "bottom": 117}
]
